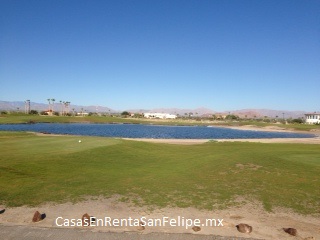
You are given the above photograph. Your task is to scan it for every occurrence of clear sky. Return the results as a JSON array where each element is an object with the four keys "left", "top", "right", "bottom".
[{"left": 1, "top": 0, "right": 319, "bottom": 111}]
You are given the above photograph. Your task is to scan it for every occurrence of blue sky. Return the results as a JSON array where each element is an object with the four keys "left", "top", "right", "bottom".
[{"left": 1, "top": 0, "right": 319, "bottom": 111}]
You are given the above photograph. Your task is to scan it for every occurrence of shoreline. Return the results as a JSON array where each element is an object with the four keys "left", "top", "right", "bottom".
[
  {"left": 122, "top": 125, "right": 320, "bottom": 144},
  {"left": 214, "top": 124, "right": 318, "bottom": 134},
  {"left": 27, "top": 123, "right": 320, "bottom": 144},
  {"left": 123, "top": 137, "right": 320, "bottom": 144}
]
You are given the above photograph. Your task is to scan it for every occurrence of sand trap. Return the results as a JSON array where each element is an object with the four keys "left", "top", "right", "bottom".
[
  {"left": 124, "top": 137, "right": 320, "bottom": 145},
  {"left": 216, "top": 138, "right": 320, "bottom": 144},
  {"left": 0, "top": 197, "right": 319, "bottom": 240}
]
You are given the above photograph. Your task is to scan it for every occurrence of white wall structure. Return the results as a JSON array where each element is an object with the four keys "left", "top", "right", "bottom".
[
  {"left": 305, "top": 113, "right": 320, "bottom": 124},
  {"left": 144, "top": 113, "right": 177, "bottom": 119}
]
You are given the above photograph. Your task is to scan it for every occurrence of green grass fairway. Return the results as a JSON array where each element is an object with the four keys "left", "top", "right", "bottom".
[{"left": 0, "top": 131, "right": 319, "bottom": 215}]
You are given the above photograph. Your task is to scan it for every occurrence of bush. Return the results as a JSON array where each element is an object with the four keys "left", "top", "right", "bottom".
[
  {"left": 30, "top": 110, "right": 38, "bottom": 115},
  {"left": 121, "top": 111, "right": 130, "bottom": 116},
  {"left": 289, "top": 118, "right": 304, "bottom": 124},
  {"left": 225, "top": 114, "right": 239, "bottom": 120}
]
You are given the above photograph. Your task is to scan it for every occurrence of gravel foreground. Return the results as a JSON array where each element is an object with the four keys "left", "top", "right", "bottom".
[{"left": 0, "top": 225, "right": 263, "bottom": 240}]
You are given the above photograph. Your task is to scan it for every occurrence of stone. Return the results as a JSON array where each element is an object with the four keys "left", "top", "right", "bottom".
[
  {"left": 236, "top": 223, "right": 253, "bottom": 233},
  {"left": 283, "top": 228, "right": 297, "bottom": 236},
  {"left": 32, "top": 211, "right": 45, "bottom": 222},
  {"left": 82, "top": 213, "right": 91, "bottom": 226},
  {"left": 192, "top": 226, "right": 201, "bottom": 232}
]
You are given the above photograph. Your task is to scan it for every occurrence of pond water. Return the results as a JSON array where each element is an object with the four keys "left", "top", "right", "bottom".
[{"left": 0, "top": 123, "right": 315, "bottom": 139}]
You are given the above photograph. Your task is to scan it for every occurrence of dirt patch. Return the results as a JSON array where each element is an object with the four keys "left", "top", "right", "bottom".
[
  {"left": 0, "top": 196, "right": 319, "bottom": 240},
  {"left": 235, "top": 163, "right": 262, "bottom": 171}
]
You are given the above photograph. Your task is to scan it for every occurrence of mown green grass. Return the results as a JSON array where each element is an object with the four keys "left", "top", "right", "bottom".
[
  {"left": 0, "top": 131, "right": 319, "bottom": 215},
  {"left": 0, "top": 114, "right": 141, "bottom": 124}
]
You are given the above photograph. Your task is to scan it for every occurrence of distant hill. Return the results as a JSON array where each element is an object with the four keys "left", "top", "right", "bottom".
[
  {"left": 228, "top": 109, "right": 307, "bottom": 119},
  {"left": 0, "top": 101, "right": 116, "bottom": 113},
  {"left": 127, "top": 107, "right": 215, "bottom": 116},
  {"left": 0, "top": 100, "right": 309, "bottom": 118},
  {"left": 127, "top": 107, "right": 307, "bottom": 119}
]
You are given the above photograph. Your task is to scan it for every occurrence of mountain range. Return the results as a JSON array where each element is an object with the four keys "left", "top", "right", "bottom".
[
  {"left": 0, "top": 101, "right": 114, "bottom": 114},
  {"left": 0, "top": 100, "right": 311, "bottom": 119}
]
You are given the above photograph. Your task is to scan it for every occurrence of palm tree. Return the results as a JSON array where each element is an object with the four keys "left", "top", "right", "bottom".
[
  {"left": 61, "top": 101, "right": 70, "bottom": 115},
  {"left": 47, "top": 99, "right": 51, "bottom": 112},
  {"left": 51, "top": 99, "right": 55, "bottom": 113},
  {"left": 63, "top": 101, "right": 67, "bottom": 115},
  {"left": 65, "top": 101, "right": 71, "bottom": 115}
]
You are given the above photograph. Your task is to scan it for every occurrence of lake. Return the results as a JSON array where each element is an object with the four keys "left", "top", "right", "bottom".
[{"left": 0, "top": 123, "right": 315, "bottom": 139}]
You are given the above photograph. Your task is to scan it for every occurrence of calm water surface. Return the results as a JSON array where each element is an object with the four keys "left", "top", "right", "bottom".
[{"left": 0, "top": 123, "right": 315, "bottom": 139}]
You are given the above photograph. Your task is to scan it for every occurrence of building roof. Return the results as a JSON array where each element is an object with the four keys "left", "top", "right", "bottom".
[{"left": 305, "top": 113, "right": 320, "bottom": 115}]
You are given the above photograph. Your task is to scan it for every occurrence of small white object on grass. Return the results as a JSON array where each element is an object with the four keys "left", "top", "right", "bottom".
[{"left": 79, "top": 140, "right": 82, "bottom": 143}]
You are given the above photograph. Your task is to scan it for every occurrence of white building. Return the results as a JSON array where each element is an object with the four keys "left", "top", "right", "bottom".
[
  {"left": 144, "top": 113, "right": 177, "bottom": 119},
  {"left": 305, "top": 113, "right": 320, "bottom": 124}
]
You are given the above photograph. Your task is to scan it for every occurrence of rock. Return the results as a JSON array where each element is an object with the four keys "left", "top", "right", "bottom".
[
  {"left": 192, "top": 226, "right": 201, "bottom": 232},
  {"left": 283, "top": 228, "right": 297, "bottom": 236},
  {"left": 32, "top": 211, "right": 45, "bottom": 222},
  {"left": 236, "top": 223, "right": 253, "bottom": 233},
  {"left": 137, "top": 221, "right": 145, "bottom": 231},
  {"left": 0, "top": 209, "right": 5, "bottom": 214},
  {"left": 82, "top": 213, "right": 91, "bottom": 226}
]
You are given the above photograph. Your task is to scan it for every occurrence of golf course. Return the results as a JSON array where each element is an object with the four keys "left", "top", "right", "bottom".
[
  {"left": 1, "top": 119, "right": 320, "bottom": 239},
  {"left": 1, "top": 130, "right": 319, "bottom": 216}
]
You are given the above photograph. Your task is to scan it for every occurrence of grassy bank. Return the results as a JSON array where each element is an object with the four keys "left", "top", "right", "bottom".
[
  {"left": 0, "top": 114, "right": 198, "bottom": 126},
  {"left": 0, "top": 131, "right": 319, "bottom": 215}
]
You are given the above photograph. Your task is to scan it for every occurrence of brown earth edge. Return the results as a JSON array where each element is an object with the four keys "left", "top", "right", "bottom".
[{"left": 0, "top": 197, "right": 319, "bottom": 240}]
